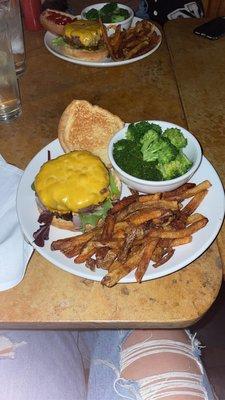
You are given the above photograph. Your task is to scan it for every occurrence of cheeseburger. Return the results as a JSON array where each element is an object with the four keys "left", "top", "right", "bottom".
[
  {"left": 34, "top": 150, "right": 121, "bottom": 243},
  {"left": 60, "top": 19, "right": 108, "bottom": 62},
  {"left": 33, "top": 100, "right": 124, "bottom": 246}
]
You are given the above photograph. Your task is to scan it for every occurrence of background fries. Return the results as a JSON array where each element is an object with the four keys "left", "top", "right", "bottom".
[
  {"left": 102, "top": 20, "right": 161, "bottom": 61},
  {"left": 51, "top": 180, "right": 211, "bottom": 287}
]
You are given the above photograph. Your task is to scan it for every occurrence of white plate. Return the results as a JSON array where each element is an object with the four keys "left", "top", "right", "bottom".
[
  {"left": 17, "top": 139, "right": 225, "bottom": 283},
  {"left": 44, "top": 17, "right": 162, "bottom": 68}
]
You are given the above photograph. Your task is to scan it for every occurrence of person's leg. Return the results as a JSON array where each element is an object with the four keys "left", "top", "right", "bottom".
[
  {"left": 0, "top": 330, "right": 86, "bottom": 400},
  {"left": 121, "top": 330, "right": 214, "bottom": 399},
  {"left": 85, "top": 329, "right": 215, "bottom": 400}
]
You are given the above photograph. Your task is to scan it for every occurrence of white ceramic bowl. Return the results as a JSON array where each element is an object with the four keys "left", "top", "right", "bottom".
[
  {"left": 81, "top": 3, "right": 134, "bottom": 36},
  {"left": 108, "top": 120, "right": 203, "bottom": 193}
]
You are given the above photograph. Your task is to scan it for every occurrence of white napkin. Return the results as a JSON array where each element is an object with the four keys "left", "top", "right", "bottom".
[{"left": 0, "top": 155, "right": 33, "bottom": 291}]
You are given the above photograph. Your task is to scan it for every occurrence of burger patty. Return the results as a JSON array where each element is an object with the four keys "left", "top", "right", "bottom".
[{"left": 64, "top": 35, "right": 103, "bottom": 50}]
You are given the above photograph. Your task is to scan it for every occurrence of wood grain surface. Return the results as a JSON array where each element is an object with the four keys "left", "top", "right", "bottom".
[{"left": 0, "top": 25, "right": 223, "bottom": 328}]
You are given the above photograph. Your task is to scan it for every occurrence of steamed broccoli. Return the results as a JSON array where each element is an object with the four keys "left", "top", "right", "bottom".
[
  {"left": 157, "top": 152, "right": 193, "bottom": 180},
  {"left": 156, "top": 161, "right": 179, "bottom": 180},
  {"left": 126, "top": 122, "right": 153, "bottom": 142},
  {"left": 111, "top": 14, "right": 125, "bottom": 22},
  {"left": 85, "top": 8, "right": 99, "bottom": 20},
  {"left": 126, "top": 121, "right": 163, "bottom": 143},
  {"left": 113, "top": 138, "right": 163, "bottom": 180},
  {"left": 141, "top": 134, "right": 178, "bottom": 164},
  {"left": 113, "top": 139, "right": 143, "bottom": 177},
  {"left": 174, "top": 152, "right": 193, "bottom": 175},
  {"left": 163, "top": 128, "right": 187, "bottom": 149},
  {"left": 140, "top": 129, "right": 160, "bottom": 145},
  {"left": 157, "top": 140, "right": 178, "bottom": 164},
  {"left": 141, "top": 137, "right": 165, "bottom": 162},
  {"left": 126, "top": 123, "right": 139, "bottom": 141},
  {"left": 100, "top": 2, "right": 122, "bottom": 23},
  {"left": 111, "top": 6, "right": 130, "bottom": 22},
  {"left": 113, "top": 121, "right": 192, "bottom": 182},
  {"left": 147, "top": 123, "right": 162, "bottom": 135},
  {"left": 100, "top": 2, "right": 118, "bottom": 15},
  {"left": 99, "top": 2, "right": 130, "bottom": 22}
]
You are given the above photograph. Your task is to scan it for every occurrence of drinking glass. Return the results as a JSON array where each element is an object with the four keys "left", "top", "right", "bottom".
[
  {"left": 0, "top": 10, "right": 22, "bottom": 122},
  {"left": 0, "top": 0, "right": 26, "bottom": 75}
]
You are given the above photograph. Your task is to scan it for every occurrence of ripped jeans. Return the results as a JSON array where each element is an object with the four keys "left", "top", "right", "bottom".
[{"left": 0, "top": 330, "right": 215, "bottom": 400}]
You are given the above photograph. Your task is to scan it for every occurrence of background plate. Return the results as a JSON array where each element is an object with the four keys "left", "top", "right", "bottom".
[
  {"left": 17, "top": 139, "right": 225, "bottom": 283},
  {"left": 44, "top": 17, "right": 162, "bottom": 68}
]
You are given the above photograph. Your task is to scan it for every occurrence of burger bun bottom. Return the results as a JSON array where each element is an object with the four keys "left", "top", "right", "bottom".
[
  {"left": 37, "top": 205, "right": 105, "bottom": 232},
  {"left": 61, "top": 43, "right": 109, "bottom": 62},
  {"left": 37, "top": 204, "right": 76, "bottom": 231},
  {"left": 51, "top": 215, "right": 75, "bottom": 231}
]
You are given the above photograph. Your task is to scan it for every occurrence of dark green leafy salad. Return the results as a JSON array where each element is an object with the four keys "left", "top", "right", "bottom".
[
  {"left": 85, "top": 2, "right": 130, "bottom": 23},
  {"left": 113, "top": 121, "right": 193, "bottom": 181}
]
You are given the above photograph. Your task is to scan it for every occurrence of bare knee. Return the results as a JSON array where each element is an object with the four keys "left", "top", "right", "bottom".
[{"left": 120, "top": 330, "right": 209, "bottom": 400}]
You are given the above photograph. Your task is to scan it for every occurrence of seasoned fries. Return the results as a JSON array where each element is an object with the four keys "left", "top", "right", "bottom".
[
  {"left": 102, "top": 20, "right": 161, "bottom": 61},
  {"left": 51, "top": 180, "right": 211, "bottom": 287}
]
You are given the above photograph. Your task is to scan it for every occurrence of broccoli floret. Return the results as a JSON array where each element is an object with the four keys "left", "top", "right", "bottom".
[
  {"left": 157, "top": 152, "right": 193, "bottom": 180},
  {"left": 157, "top": 140, "right": 178, "bottom": 164},
  {"left": 100, "top": 2, "right": 118, "bottom": 21},
  {"left": 126, "top": 123, "right": 139, "bottom": 142},
  {"left": 126, "top": 122, "right": 161, "bottom": 143},
  {"left": 113, "top": 139, "right": 163, "bottom": 180},
  {"left": 140, "top": 129, "right": 160, "bottom": 145},
  {"left": 141, "top": 138, "right": 165, "bottom": 162},
  {"left": 135, "top": 121, "right": 161, "bottom": 136},
  {"left": 98, "top": 3, "right": 130, "bottom": 22},
  {"left": 156, "top": 161, "right": 179, "bottom": 180},
  {"left": 85, "top": 8, "right": 99, "bottom": 20},
  {"left": 113, "top": 8, "right": 130, "bottom": 18},
  {"left": 141, "top": 131, "right": 178, "bottom": 164},
  {"left": 111, "top": 14, "right": 125, "bottom": 22},
  {"left": 163, "top": 128, "right": 187, "bottom": 149},
  {"left": 112, "top": 138, "right": 129, "bottom": 152},
  {"left": 142, "top": 161, "right": 163, "bottom": 181},
  {"left": 174, "top": 152, "right": 193, "bottom": 175},
  {"left": 100, "top": 2, "right": 118, "bottom": 14},
  {"left": 113, "top": 139, "right": 143, "bottom": 177},
  {"left": 148, "top": 123, "right": 162, "bottom": 135}
]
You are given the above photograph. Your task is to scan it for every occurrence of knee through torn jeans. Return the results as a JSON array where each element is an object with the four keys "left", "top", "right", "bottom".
[{"left": 80, "top": 329, "right": 216, "bottom": 400}]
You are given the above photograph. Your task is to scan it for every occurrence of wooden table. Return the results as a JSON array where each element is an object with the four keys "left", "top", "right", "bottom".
[
  {"left": 164, "top": 18, "right": 225, "bottom": 279},
  {"left": 0, "top": 21, "right": 223, "bottom": 329}
]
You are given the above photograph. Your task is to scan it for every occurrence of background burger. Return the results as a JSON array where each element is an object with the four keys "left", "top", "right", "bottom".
[
  {"left": 40, "top": 9, "right": 109, "bottom": 62},
  {"left": 61, "top": 19, "right": 108, "bottom": 61}
]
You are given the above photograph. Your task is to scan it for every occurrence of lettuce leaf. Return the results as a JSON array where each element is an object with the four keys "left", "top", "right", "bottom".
[
  {"left": 109, "top": 171, "right": 120, "bottom": 199},
  {"left": 52, "top": 36, "right": 65, "bottom": 47},
  {"left": 79, "top": 199, "right": 112, "bottom": 232}
]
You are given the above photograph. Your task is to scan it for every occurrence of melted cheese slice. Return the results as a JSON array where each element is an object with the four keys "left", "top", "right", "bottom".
[
  {"left": 64, "top": 20, "right": 102, "bottom": 47},
  {"left": 34, "top": 151, "right": 109, "bottom": 213}
]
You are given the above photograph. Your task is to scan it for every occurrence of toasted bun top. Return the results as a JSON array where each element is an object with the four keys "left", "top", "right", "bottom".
[
  {"left": 34, "top": 150, "right": 109, "bottom": 213},
  {"left": 58, "top": 100, "right": 124, "bottom": 166},
  {"left": 40, "top": 9, "right": 76, "bottom": 35}
]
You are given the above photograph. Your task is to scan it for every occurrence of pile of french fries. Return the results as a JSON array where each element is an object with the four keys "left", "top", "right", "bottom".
[
  {"left": 51, "top": 180, "right": 211, "bottom": 287},
  {"left": 102, "top": 20, "right": 161, "bottom": 61}
]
